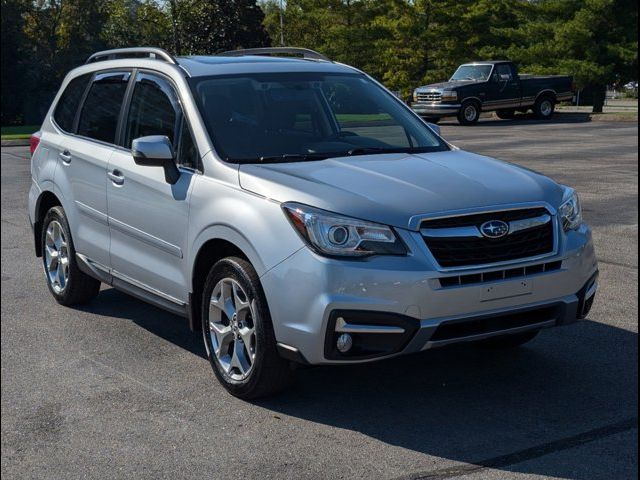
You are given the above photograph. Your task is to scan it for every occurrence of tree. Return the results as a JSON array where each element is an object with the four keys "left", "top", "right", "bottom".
[
  {"left": 101, "top": 0, "right": 172, "bottom": 49},
  {"left": 506, "top": 0, "right": 638, "bottom": 112},
  {"left": 167, "top": 0, "right": 270, "bottom": 55},
  {"left": 1, "top": 0, "right": 29, "bottom": 124}
]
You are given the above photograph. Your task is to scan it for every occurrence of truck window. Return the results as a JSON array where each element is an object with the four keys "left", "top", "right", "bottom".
[{"left": 495, "top": 64, "right": 513, "bottom": 81}]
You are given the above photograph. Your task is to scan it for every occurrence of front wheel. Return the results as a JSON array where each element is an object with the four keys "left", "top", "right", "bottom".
[
  {"left": 41, "top": 206, "right": 101, "bottom": 305},
  {"left": 201, "top": 256, "right": 293, "bottom": 399},
  {"left": 457, "top": 101, "right": 481, "bottom": 125}
]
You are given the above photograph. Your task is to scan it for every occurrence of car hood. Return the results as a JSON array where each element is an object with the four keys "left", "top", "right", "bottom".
[
  {"left": 238, "top": 150, "right": 564, "bottom": 230},
  {"left": 415, "top": 81, "right": 474, "bottom": 91}
]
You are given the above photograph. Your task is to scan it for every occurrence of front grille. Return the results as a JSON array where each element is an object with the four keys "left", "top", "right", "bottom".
[
  {"left": 422, "top": 208, "right": 555, "bottom": 268},
  {"left": 430, "top": 306, "right": 559, "bottom": 342},
  {"left": 438, "top": 260, "right": 562, "bottom": 288},
  {"left": 416, "top": 91, "right": 441, "bottom": 102}
]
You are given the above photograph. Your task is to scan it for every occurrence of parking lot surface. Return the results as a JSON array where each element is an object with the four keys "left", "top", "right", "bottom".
[{"left": 2, "top": 118, "right": 637, "bottom": 479}]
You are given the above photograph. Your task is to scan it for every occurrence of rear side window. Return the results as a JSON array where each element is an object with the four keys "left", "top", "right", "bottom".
[
  {"left": 77, "top": 71, "right": 131, "bottom": 143},
  {"left": 53, "top": 73, "right": 91, "bottom": 132}
]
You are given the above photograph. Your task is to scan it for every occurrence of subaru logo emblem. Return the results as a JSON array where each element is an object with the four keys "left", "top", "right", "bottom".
[{"left": 480, "top": 220, "right": 509, "bottom": 238}]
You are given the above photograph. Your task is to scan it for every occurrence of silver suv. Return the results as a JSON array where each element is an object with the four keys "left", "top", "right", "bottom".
[{"left": 29, "top": 47, "right": 598, "bottom": 398}]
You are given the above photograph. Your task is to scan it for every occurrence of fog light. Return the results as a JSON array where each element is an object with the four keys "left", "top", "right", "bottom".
[{"left": 336, "top": 333, "right": 353, "bottom": 353}]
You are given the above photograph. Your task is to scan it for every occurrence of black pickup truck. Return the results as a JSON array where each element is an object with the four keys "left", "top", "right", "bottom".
[{"left": 411, "top": 60, "right": 573, "bottom": 125}]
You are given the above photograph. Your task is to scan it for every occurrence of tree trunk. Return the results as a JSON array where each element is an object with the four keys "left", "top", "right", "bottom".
[{"left": 592, "top": 85, "right": 606, "bottom": 113}]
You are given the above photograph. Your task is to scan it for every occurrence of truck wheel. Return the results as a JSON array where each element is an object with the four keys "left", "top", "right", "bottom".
[
  {"left": 457, "top": 101, "right": 480, "bottom": 125},
  {"left": 534, "top": 96, "right": 555, "bottom": 119},
  {"left": 475, "top": 330, "right": 539, "bottom": 349},
  {"left": 423, "top": 116, "right": 441, "bottom": 124},
  {"left": 41, "top": 206, "right": 101, "bottom": 305},
  {"left": 496, "top": 109, "right": 516, "bottom": 120},
  {"left": 201, "top": 256, "right": 293, "bottom": 399}
]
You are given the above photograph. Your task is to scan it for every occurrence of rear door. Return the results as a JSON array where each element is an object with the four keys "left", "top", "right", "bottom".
[
  {"left": 106, "top": 71, "right": 200, "bottom": 303},
  {"left": 55, "top": 70, "right": 131, "bottom": 269}
]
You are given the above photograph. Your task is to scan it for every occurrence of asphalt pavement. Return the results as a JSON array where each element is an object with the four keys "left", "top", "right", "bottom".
[{"left": 1, "top": 117, "right": 638, "bottom": 479}]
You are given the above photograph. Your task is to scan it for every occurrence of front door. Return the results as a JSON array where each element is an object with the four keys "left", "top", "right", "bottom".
[
  {"left": 106, "top": 71, "right": 200, "bottom": 303},
  {"left": 488, "top": 64, "right": 521, "bottom": 110}
]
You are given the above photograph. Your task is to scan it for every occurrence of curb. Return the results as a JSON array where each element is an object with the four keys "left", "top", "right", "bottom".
[{"left": 1, "top": 139, "right": 30, "bottom": 147}]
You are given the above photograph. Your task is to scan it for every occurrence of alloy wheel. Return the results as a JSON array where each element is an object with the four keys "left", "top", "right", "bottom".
[
  {"left": 208, "top": 278, "right": 257, "bottom": 380},
  {"left": 44, "top": 220, "right": 69, "bottom": 294}
]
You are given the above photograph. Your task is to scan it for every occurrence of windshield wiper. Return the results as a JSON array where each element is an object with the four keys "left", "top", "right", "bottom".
[
  {"left": 226, "top": 153, "right": 332, "bottom": 164},
  {"left": 347, "top": 147, "right": 406, "bottom": 156},
  {"left": 346, "top": 146, "right": 436, "bottom": 156}
]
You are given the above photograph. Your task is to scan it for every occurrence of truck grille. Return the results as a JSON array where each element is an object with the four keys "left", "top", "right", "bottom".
[
  {"left": 416, "top": 91, "right": 441, "bottom": 102},
  {"left": 421, "top": 207, "right": 555, "bottom": 268}
]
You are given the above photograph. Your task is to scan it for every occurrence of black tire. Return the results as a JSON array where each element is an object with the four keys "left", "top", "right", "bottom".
[
  {"left": 201, "top": 256, "right": 293, "bottom": 399},
  {"left": 475, "top": 330, "right": 539, "bottom": 349},
  {"left": 41, "top": 206, "right": 101, "bottom": 305},
  {"left": 496, "top": 109, "right": 516, "bottom": 120},
  {"left": 457, "top": 100, "right": 481, "bottom": 125},
  {"left": 534, "top": 95, "right": 555, "bottom": 119}
]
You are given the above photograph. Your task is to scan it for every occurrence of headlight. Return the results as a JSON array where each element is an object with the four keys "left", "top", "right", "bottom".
[
  {"left": 441, "top": 90, "right": 458, "bottom": 101},
  {"left": 559, "top": 188, "right": 583, "bottom": 231},
  {"left": 412, "top": 90, "right": 418, "bottom": 102},
  {"left": 282, "top": 202, "right": 407, "bottom": 257}
]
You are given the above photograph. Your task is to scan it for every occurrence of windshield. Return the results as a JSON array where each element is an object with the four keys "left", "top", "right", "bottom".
[
  {"left": 189, "top": 72, "right": 448, "bottom": 163},
  {"left": 450, "top": 64, "right": 493, "bottom": 82}
]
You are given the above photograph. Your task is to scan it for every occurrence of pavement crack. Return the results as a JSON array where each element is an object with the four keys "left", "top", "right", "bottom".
[
  {"left": 398, "top": 417, "right": 638, "bottom": 480},
  {"left": 598, "top": 258, "right": 638, "bottom": 270}
]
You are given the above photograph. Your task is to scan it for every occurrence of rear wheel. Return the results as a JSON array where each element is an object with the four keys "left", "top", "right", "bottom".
[
  {"left": 496, "top": 109, "right": 516, "bottom": 120},
  {"left": 457, "top": 100, "right": 480, "bottom": 125},
  {"left": 534, "top": 96, "right": 555, "bottom": 119},
  {"left": 41, "top": 206, "right": 101, "bottom": 305},
  {"left": 201, "top": 256, "right": 293, "bottom": 399},
  {"left": 475, "top": 330, "right": 539, "bottom": 349}
]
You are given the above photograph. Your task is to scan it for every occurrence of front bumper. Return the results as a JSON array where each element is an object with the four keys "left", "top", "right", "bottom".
[
  {"left": 411, "top": 102, "right": 461, "bottom": 117},
  {"left": 261, "top": 224, "right": 598, "bottom": 365}
]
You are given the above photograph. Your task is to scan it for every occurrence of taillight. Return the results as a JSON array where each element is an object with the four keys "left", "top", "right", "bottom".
[{"left": 30, "top": 132, "right": 41, "bottom": 156}]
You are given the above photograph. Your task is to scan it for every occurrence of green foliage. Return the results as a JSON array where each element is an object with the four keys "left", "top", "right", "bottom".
[
  {"left": 263, "top": 0, "right": 638, "bottom": 110},
  {"left": 1, "top": 0, "right": 270, "bottom": 124},
  {"left": 2, "top": 0, "right": 637, "bottom": 123}
]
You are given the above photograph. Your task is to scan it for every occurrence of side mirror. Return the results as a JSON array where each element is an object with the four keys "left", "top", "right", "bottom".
[
  {"left": 500, "top": 74, "right": 511, "bottom": 82},
  {"left": 132, "top": 135, "right": 180, "bottom": 184},
  {"left": 427, "top": 122, "right": 441, "bottom": 136}
]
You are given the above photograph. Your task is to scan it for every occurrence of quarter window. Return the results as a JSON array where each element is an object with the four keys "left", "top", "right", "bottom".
[
  {"left": 77, "top": 71, "right": 131, "bottom": 143},
  {"left": 53, "top": 73, "right": 91, "bottom": 132}
]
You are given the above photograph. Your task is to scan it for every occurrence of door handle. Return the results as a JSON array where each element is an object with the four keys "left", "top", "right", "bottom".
[
  {"left": 58, "top": 150, "right": 72, "bottom": 164},
  {"left": 108, "top": 169, "right": 125, "bottom": 185}
]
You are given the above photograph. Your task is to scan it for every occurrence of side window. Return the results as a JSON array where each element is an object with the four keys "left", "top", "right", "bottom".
[
  {"left": 124, "top": 73, "right": 179, "bottom": 148},
  {"left": 496, "top": 64, "right": 513, "bottom": 81},
  {"left": 176, "top": 120, "right": 199, "bottom": 169},
  {"left": 77, "top": 71, "right": 130, "bottom": 143},
  {"left": 53, "top": 73, "right": 91, "bottom": 132}
]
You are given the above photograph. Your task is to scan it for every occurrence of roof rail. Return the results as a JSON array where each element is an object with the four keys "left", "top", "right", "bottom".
[
  {"left": 218, "top": 47, "right": 330, "bottom": 62},
  {"left": 86, "top": 47, "right": 177, "bottom": 65}
]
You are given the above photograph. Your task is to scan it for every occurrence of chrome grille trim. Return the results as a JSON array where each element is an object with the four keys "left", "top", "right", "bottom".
[
  {"left": 416, "top": 91, "right": 442, "bottom": 102},
  {"left": 419, "top": 206, "right": 559, "bottom": 271}
]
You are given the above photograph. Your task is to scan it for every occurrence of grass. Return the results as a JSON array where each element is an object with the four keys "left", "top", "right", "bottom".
[
  {"left": 1, "top": 125, "right": 40, "bottom": 140},
  {"left": 335, "top": 113, "right": 392, "bottom": 123}
]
